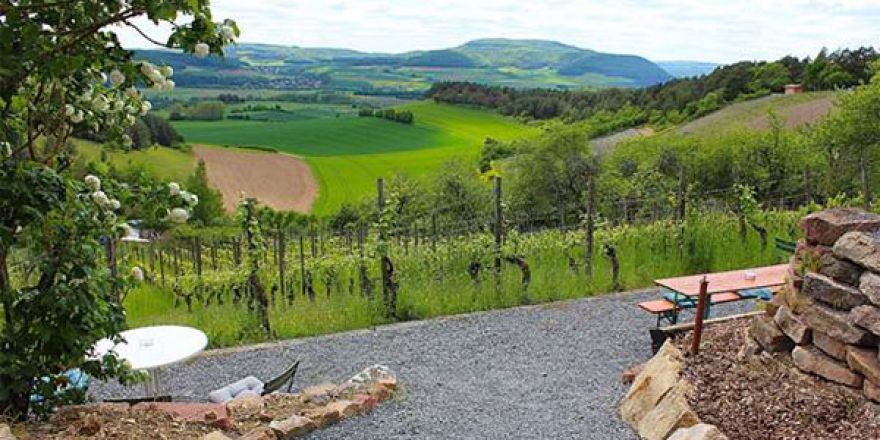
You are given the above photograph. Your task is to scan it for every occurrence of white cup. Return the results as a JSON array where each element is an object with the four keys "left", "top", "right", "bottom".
[{"left": 744, "top": 271, "right": 757, "bottom": 281}]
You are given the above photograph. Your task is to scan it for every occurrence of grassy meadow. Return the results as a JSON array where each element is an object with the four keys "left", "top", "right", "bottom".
[
  {"left": 173, "top": 101, "right": 539, "bottom": 214},
  {"left": 76, "top": 140, "right": 196, "bottom": 182}
]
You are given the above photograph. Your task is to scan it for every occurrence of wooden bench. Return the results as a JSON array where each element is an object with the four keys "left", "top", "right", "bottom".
[{"left": 638, "top": 291, "right": 744, "bottom": 327}]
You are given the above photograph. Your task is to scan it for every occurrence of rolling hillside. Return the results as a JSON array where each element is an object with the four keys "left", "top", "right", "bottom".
[
  {"left": 174, "top": 101, "right": 538, "bottom": 214},
  {"left": 592, "top": 91, "right": 839, "bottom": 152},
  {"left": 135, "top": 39, "right": 674, "bottom": 92}
]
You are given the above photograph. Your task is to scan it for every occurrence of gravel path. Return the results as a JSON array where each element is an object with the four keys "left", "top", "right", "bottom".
[{"left": 93, "top": 290, "right": 752, "bottom": 439}]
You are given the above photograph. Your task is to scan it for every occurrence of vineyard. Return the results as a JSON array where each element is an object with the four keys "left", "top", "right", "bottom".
[{"left": 99, "top": 177, "right": 814, "bottom": 348}]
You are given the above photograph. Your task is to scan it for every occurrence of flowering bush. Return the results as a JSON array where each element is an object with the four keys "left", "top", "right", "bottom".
[{"left": 0, "top": 0, "right": 236, "bottom": 418}]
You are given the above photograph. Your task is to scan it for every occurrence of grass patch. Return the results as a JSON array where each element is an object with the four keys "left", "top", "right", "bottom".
[{"left": 76, "top": 140, "right": 195, "bottom": 182}]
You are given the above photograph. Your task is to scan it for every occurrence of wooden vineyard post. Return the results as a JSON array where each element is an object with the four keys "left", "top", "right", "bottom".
[
  {"left": 299, "top": 235, "right": 306, "bottom": 298},
  {"left": 494, "top": 177, "right": 503, "bottom": 276},
  {"left": 377, "top": 178, "right": 387, "bottom": 300},
  {"left": 278, "top": 230, "right": 286, "bottom": 300},
  {"left": 148, "top": 242, "right": 156, "bottom": 284},
  {"left": 158, "top": 246, "right": 165, "bottom": 286},
  {"left": 691, "top": 277, "right": 710, "bottom": 355},
  {"left": 585, "top": 169, "right": 596, "bottom": 277}
]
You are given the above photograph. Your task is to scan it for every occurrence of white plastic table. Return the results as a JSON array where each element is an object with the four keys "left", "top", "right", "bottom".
[{"left": 92, "top": 325, "right": 208, "bottom": 396}]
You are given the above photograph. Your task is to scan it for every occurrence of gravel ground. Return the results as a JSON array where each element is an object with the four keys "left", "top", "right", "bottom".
[{"left": 92, "top": 290, "right": 754, "bottom": 440}]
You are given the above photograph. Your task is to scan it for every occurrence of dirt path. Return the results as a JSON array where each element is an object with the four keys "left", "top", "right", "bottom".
[{"left": 193, "top": 146, "right": 317, "bottom": 213}]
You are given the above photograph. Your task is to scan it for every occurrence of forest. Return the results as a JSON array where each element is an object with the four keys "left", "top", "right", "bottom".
[{"left": 427, "top": 47, "right": 879, "bottom": 125}]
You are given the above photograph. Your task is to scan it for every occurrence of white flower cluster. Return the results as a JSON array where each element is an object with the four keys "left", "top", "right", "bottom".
[
  {"left": 65, "top": 69, "right": 151, "bottom": 148},
  {"left": 85, "top": 174, "right": 122, "bottom": 225},
  {"left": 194, "top": 42, "right": 210, "bottom": 58},
  {"left": 131, "top": 266, "right": 144, "bottom": 282},
  {"left": 163, "top": 181, "right": 198, "bottom": 224},
  {"left": 140, "top": 62, "right": 175, "bottom": 92}
]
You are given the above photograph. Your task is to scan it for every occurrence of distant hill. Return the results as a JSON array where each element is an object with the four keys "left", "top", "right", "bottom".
[
  {"left": 135, "top": 39, "right": 673, "bottom": 93},
  {"left": 655, "top": 61, "right": 720, "bottom": 78}
]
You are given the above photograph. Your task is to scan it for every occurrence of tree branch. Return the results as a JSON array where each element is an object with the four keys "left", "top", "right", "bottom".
[{"left": 122, "top": 20, "right": 167, "bottom": 48}]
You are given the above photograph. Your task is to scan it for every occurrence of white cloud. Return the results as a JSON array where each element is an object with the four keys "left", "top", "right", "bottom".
[{"left": 116, "top": 0, "right": 880, "bottom": 63}]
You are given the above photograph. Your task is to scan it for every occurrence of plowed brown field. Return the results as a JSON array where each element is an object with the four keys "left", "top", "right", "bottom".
[{"left": 194, "top": 146, "right": 317, "bottom": 213}]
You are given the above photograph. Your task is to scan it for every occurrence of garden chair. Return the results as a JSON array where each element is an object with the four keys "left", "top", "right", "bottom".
[{"left": 208, "top": 359, "right": 300, "bottom": 403}]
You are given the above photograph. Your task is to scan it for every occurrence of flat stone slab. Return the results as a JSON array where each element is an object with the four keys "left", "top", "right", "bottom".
[
  {"left": 801, "top": 208, "right": 880, "bottom": 246},
  {"left": 750, "top": 316, "right": 794, "bottom": 352},
  {"left": 792, "top": 346, "right": 863, "bottom": 388},
  {"left": 850, "top": 305, "right": 880, "bottom": 336},
  {"left": 818, "top": 254, "right": 863, "bottom": 287},
  {"left": 834, "top": 231, "right": 880, "bottom": 274},
  {"left": 802, "top": 272, "right": 867, "bottom": 310},
  {"left": 846, "top": 346, "right": 880, "bottom": 385},
  {"left": 774, "top": 306, "right": 811, "bottom": 345},
  {"left": 798, "top": 301, "right": 877, "bottom": 346},
  {"left": 813, "top": 331, "right": 848, "bottom": 361},
  {"left": 860, "top": 272, "right": 880, "bottom": 306}
]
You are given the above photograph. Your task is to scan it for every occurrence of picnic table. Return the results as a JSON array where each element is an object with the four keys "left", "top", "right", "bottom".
[
  {"left": 92, "top": 325, "right": 208, "bottom": 397},
  {"left": 640, "top": 264, "right": 788, "bottom": 326}
]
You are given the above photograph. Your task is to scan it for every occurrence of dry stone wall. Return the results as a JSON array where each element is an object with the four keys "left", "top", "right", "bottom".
[{"left": 750, "top": 208, "right": 880, "bottom": 402}]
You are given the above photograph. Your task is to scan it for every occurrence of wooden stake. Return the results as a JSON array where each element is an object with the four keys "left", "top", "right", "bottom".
[{"left": 691, "top": 277, "right": 710, "bottom": 355}]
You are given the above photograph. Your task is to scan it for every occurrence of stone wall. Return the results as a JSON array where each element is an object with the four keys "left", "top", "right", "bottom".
[
  {"left": 619, "top": 341, "right": 728, "bottom": 440},
  {"left": 751, "top": 208, "right": 880, "bottom": 403}
]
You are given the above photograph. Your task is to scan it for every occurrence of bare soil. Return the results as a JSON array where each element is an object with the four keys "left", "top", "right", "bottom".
[
  {"left": 677, "top": 318, "right": 880, "bottom": 440},
  {"left": 747, "top": 96, "right": 835, "bottom": 130},
  {"left": 193, "top": 146, "right": 317, "bottom": 214}
]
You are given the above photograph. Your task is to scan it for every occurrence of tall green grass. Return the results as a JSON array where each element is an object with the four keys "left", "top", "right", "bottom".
[{"left": 123, "top": 210, "right": 799, "bottom": 348}]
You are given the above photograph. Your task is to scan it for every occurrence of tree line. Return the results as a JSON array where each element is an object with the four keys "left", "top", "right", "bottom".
[
  {"left": 358, "top": 107, "right": 415, "bottom": 124},
  {"left": 427, "top": 47, "right": 879, "bottom": 126}
]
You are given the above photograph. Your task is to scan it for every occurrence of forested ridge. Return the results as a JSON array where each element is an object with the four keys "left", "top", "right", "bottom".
[{"left": 428, "top": 47, "right": 879, "bottom": 125}]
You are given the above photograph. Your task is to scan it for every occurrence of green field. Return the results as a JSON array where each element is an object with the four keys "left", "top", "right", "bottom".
[
  {"left": 76, "top": 140, "right": 195, "bottom": 182},
  {"left": 174, "top": 101, "right": 538, "bottom": 214}
]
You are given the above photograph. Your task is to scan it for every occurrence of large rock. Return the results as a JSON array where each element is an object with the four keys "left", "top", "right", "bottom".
[
  {"left": 269, "top": 415, "right": 317, "bottom": 439},
  {"left": 326, "top": 400, "right": 359, "bottom": 418},
  {"left": 834, "top": 231, "right": 880, "bottom": 273},
  {"left": 351, "top": 394, "right": 378, "bottom": 414},
  {"left": 859, "top": 271, "right": 880, "bottom": 306},
  {"left": 619, "top": 341, "right": 684, "bottom": 427},
  {"left": 774, "top": 306, "right": 811, "bottom": 345},
  {"left": 226, "top": 394, "right": 264, "bottom": 417},
  {"left": 813, "top": 331, "right": 848, "bottom": 361},
  {"left": 303, "top": 405, "right": 341, "bottom": 428},
  {"left": 798, "top": 301, "right": 878, "bottom": 346},
  {"left": 850, "top": 305, "right": 880, "bottom": 336},
  {"left": 846, "top": 346, "right": 880, "bottom": 385},
  {"left": 240, "top": 427, "right": 277, "bottom": 440},
  {"left": 801, "top": 208, "right": 880, "bottom": 246},
  {"left": 636, "top": 382, "right": 699, "bottom": 440},
  {"left": 749, "top": 316, "right": 794, "bottom": 352},
  {"left": 818, "top": 253, "right": 863, "bottom": 286},
  {"left": 865, "top": 380, "right": 880, "bottom": 402},
  {"left": 801, "top": 272, "right": 867, "bottom": 310},
  {"left": 301, "top": 383, "right": 336, "bottom": 405},
  {"left": 667, "top": 423, "right": 728, "bottom": 440},
  {"left": 0, "top": 424, "right": 15, "bottom": 440},
  {"left": 792, "top": 346, "right": 863, "bottom": 388}
]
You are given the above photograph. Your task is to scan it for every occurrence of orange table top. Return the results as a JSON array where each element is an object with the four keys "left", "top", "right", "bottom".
[{"left": 654, "top": 264, "right": 788, "bottom": 297}]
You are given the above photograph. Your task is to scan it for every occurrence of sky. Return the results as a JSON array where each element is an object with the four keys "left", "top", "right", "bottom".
[{"left": 117, "top": 0, "right": 880, "bottom": 63}]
